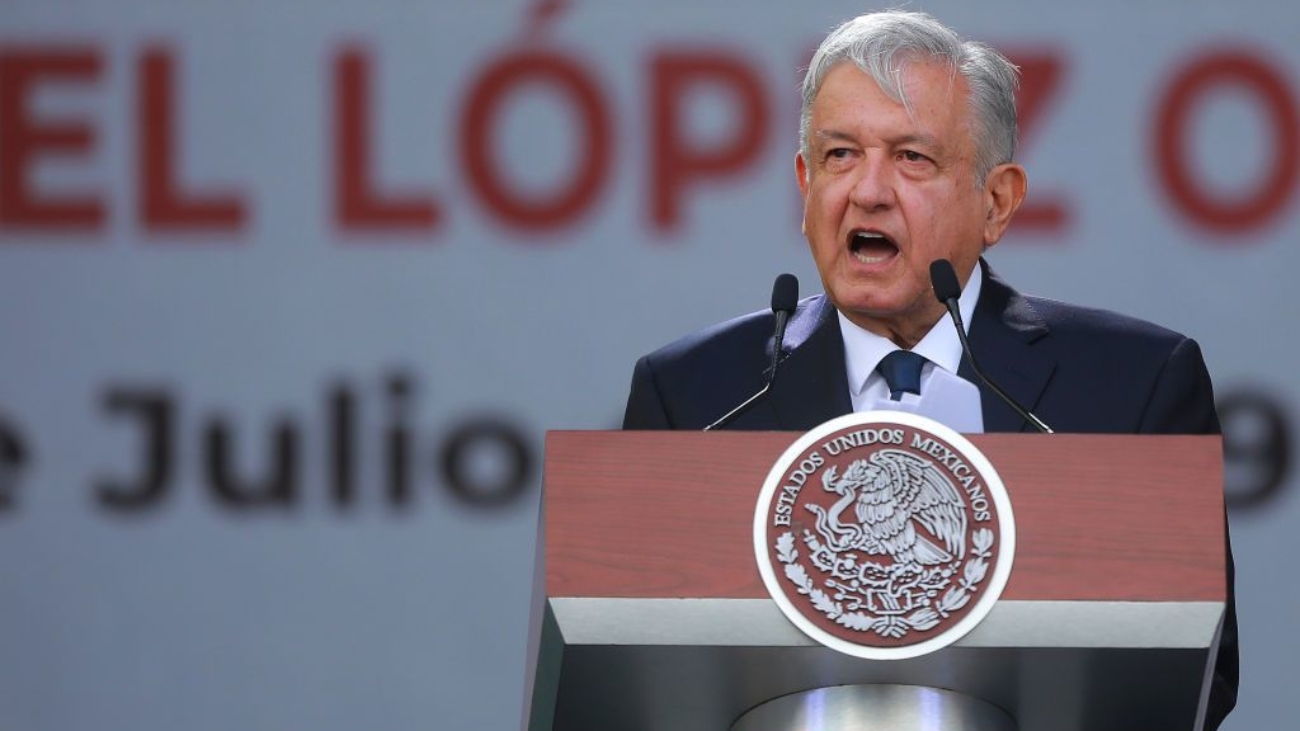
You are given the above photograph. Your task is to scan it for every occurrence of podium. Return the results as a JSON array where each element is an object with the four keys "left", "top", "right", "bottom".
[{"left": 525, "top": 431, "right": 1227, "bottom": 731}]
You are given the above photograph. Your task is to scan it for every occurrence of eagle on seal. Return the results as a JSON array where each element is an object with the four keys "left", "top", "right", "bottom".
[{"left": 807, "top": 449, "right": 967, "bottom": 568}]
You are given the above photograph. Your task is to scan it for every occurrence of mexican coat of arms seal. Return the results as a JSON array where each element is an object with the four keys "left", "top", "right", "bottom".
[{"left": 754, "top": 411, "right": 1016, "bottom": 659}]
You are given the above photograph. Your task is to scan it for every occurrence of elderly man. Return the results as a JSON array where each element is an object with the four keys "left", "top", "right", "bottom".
[{"left": 622, "top": 9, "right": 1237, "bottom": 729}]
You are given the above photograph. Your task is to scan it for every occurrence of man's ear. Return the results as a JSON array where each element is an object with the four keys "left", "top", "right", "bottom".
[
  {"left": 982, "top": 163, "right": 1028, "bottom": 247},
  {"left": 795, "top": 152, "right": 810, "bottom": 234},
  {"left": 795, "top": 152, "right": 811, "bottom": 199}
]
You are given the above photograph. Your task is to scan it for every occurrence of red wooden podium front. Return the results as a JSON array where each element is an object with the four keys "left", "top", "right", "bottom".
[{"left": 527, "top": 432, "right": 1226, "bottom": 731}]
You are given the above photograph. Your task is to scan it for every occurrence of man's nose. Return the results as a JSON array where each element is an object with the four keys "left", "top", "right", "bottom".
[{"left": 848, "top": 155, "right": 897, "bottom": 211}]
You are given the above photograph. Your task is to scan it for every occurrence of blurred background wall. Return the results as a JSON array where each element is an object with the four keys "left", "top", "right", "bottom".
[{"left": 0, "top": 1, "right": 1295, "bottom": 728}]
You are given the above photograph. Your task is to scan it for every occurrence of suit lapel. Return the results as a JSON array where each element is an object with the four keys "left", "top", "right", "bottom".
[
  {"left": 959, "top": 263, "right": 1056, "bottom": 433},
  {"left": 767, "top": 296, "right": 854, "bottom": 430}
]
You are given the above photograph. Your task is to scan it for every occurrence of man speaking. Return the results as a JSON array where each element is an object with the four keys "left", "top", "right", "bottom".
[{"left": 622, "top": 9, "right": 1237, "bottom": 729}]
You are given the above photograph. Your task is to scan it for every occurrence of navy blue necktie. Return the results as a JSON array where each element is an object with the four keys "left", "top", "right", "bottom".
[{"left": 877, "top": 350, "right": 927, "bottom": 401}]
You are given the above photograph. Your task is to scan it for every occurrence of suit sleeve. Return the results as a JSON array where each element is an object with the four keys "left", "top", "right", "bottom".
[
  {"left": 1137, "top": 337, "right": 1220, "bottom": 435},
  {"left": 622, "top": 356, "right": 673, "bottom": 429},
  {"left": 1140, "top": 337, "right": 1239, "bottom": 730}
]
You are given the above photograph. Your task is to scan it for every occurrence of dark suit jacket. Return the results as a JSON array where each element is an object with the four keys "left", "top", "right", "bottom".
[{"left": 623, "top": 263, "right": 1238, "bottom": 729}]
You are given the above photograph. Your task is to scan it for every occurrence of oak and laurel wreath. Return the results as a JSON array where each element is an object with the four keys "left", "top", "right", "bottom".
[{"left": 775, "top": 528, "right": 995, "bottom": 639}]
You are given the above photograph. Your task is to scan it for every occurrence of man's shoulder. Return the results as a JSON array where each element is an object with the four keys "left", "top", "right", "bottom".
[
  {"left": 982, "top": 268, "right": 1194, "bottom": 355},
  {"left": 980, "top": 274, "right": 1217, "bottom": 434},
  {"left": 624, "top": 295, "right": 836, "bottom": 429},
  {"left": 641, "top": 306, "right": 775, "bottom": 369},
  {"left": 640, "top": 294, "right": 831, "bottom": 370},
  {"left": 1023, "top": 294, "right": 1192, "bottom": 354}
]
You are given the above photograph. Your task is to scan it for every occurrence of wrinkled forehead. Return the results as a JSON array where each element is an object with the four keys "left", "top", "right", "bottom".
[
  {"left": 836, "top": 53, "right": 964, "bottom": 118},
  {"left": 811, "top": 56, "right": 971, "bottom": 133}
]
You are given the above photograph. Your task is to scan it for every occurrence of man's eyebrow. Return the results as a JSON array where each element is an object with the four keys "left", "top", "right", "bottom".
[
  {"left": 812, "top": 129, "right": 944, "bottom": 150},
  {"left": 890, "top": 132, "right": 942, "bottom": 149},
  {"left": 812, "top": 129, "right": 857, "bottom": 145}
]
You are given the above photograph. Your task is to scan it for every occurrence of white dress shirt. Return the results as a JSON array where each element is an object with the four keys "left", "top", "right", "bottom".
[{"left": 837, "top": 270, "right": 985, "bottom": 433}]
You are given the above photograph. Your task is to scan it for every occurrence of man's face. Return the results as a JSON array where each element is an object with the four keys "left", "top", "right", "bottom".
[{"left": 797, "top": 60, "right": 1018, "bottom": 346}]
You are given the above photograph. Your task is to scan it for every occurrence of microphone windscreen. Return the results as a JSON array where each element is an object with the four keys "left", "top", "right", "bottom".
[
  {"left": 771, "top": 273, "right": 799, "bottom": 314},
  {"left": 930, "top": 259, "right": 962, "bottom": 303}
]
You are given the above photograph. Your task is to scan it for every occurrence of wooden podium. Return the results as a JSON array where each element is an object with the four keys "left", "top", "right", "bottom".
[{"left": 525, "top": 431, "right": 1227, "bottom": 731}]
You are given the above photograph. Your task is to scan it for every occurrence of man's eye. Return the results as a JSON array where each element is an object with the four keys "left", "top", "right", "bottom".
[
  {"left": 827, "top": 148, "right": 852, "bottom": 160},
  {"left": 900, "top": 150, "right": 929, "bottom": 163}
]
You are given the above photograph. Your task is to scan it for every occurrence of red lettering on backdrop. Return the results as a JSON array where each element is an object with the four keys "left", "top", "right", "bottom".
[
  {"left": 139, "top": 47, "right": 247, "bottom": 232},
  {"left": 651, "top": 51, "right": 769, "bottom": 233},
  {"left": 1006, "top": 51, "right": 1069, "bottom": 234},
  {"left": 334, "top": 48, "right": 440, "bottom": 231},
  {"left": 0, "top": 48, "right": 105, "bottom": 230},
  {"left": 524, "top": 0, "right": 570, "bottom": 38},
  {"left": 460, "top": 50, "right": 610, "bottom": 231},
  {"left": 1156, "top": 50, "right": 1298, "bottom": 234}
]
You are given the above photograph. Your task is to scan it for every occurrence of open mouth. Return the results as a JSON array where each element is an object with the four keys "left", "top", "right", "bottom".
[{"left": 848, "top": 230, "right": 899, "bottom": 265}]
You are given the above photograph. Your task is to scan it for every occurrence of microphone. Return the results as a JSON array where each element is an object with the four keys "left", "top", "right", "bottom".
[
  {"left": 768, "top": 273, "right": 799, "bottom": 379},
  {"left": 930, "top": 259, "right": 1054, "bottom": 434},
  {"left": 705, "top": 274, "right": 799, "bottom": 431}
]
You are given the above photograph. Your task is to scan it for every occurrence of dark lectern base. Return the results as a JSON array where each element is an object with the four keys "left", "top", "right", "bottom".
[{"left": 731, "top": 684, "right": 1017, "bottom": 731}]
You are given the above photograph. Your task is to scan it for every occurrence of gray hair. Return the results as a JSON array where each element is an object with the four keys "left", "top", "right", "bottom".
[{"left": 799, "top": 10, "right": 1020, "bottom": 185}]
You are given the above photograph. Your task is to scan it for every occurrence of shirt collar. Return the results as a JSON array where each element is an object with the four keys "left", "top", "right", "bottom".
[{"left": 838, "top": 263, "right": 983, "bottom": 396}]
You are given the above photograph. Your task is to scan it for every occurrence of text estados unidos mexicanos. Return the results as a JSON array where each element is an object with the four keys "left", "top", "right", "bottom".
[{"left": 771, "top": 428, "right": 991, "bottom": 526}]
